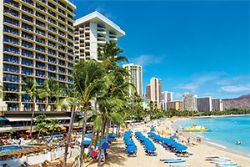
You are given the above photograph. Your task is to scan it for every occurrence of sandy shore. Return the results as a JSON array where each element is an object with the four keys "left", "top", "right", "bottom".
[{"left": 87, "top": 118, "right": 250, "bottom": 167}]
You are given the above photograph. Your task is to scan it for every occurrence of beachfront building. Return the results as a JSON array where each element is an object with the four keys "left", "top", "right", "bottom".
[
  {"left": 161, "top": 91, "right": 173, "bottom": 110},
  {"left": 1, "top": 0, "right": 76, "bottom": 111},
  {"left": 212, "top": 98, "right": 223, "bottom": 111},
  {"left": 149, "top": 77, "right": 162, "bottom": 109},
  {"left": 197, "top": 97, "right": 212, "bottom": 112},
  {"left": 168, "top": 100, "right": 183, "bottom": 111},
  {"left": 146, "top": 84, "right": 151, "bottom": 100},
  {"left": 183, "top": 93, "right": 197, "bottom": 111},
  {"left": 74, "top": 11, "right": 125, "bottom": 61},
  {"left": 123, "top": 63, "right": 142, "bottom": 96}
]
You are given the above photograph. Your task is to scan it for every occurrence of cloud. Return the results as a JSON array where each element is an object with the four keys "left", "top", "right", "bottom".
[
  {"left": 178, "top": 72, "right": 222, "bottom": 92},
  {"left": 221, "top": 84, "right": 250, "bottom": 93},
  {"left": 131, "top": 54, "right": 164, "bottom": 66}
]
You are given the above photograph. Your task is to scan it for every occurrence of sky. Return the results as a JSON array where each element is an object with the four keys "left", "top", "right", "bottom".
[{"left": 71, "top": 0, "right": 250, "bottom": 99}]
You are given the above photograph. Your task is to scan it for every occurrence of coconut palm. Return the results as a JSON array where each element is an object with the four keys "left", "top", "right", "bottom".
[
  {"left": 73, "top": 60, "right": 104, "bottom": 167},
  {"left": 23, "top": 77, "right": 38, "bottom": 138},
  {"left": 34, "top": 114, "right": 48, "bottom": 139},
  {"left": 38, "top": 78, "right": 62, "bottom": 111},
  {"left": 61, "top": 96, "right": 81, "bottom": 167}
]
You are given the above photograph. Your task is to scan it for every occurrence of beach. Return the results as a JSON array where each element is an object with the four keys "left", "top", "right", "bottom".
[{"left": 87, "top": 118, "right": 250, "bottom": 167}]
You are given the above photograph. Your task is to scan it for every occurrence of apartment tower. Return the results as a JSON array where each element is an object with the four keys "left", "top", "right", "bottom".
[
  {"left": 123, "top": 63, "right": 142, "bottom": 96},
  {"left": 161, "top": 91, "right": 173, "bottom": 111},
  {"left": 197, "top": 97, "right": 212, "bottom": 112},
  {"left": 183, "top": 93, "right": 197, "bottom": 111},
  {"left": 74, "top": 11, "right": 125, "bottom": 61},
  {"left": 150, "top": 77, "right": 162, "bottom": 108},
  {"left": 1, "top": 0, "right": 76, "bottom": 111},
  {"left": 212, "top": 98, "right": 223, "bottom": 111}
]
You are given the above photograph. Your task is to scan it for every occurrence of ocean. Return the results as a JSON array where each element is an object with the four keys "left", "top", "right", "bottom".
[{"left": 177, "top": 115, "right": 250, "bottom": 156}]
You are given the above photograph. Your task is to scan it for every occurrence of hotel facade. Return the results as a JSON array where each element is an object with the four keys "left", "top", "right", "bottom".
[
  {"left": 183, "top": 93, "right": 197, "bottom": 111},
  {"left": 123, "top": 63, "right": 142, "bottom": 97},
  {"left": 0, "top": 0, "right": 76, "bottom": 111},
  {"left": 74, "top": 11, "right": 125, "bottom": 61}
]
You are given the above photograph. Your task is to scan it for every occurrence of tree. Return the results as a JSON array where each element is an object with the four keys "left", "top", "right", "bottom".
[
  {"left": 34, "top": 114, "right": 48, "bottom": 138},
  {"left": 23, "top": 77, "right": 38, "bottom": 138},
  {"left": 48, "top": 119, "right": 61, "bottom": 135},
  {"left": 73, "top": 60, "right": 104, "bottom": 167},
  {"left": 61, "top": 96, "right": 81, "bottom": 167},
  {"left": 38, "top": 78, "right": 62, "bottom": 112}
]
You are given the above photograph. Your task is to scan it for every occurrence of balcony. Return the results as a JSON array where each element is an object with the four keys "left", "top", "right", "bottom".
[
  {"left": 4, "top": 55, "right": 19, "bottom": 64},
  {"left": 36, "top": 54, "right": 46, "bottom": 61},
  {"left": 3, "top": 64, "right": 19, "bottom": 73},
  {"left": 22, "top": 41, "right": 33, "bottom": 49},
  {"left": 36, "top": 12, "right": 45, "bottom": 20},
  {"left": 22, "top": 49, "right": 33, "bottom": 58},
  {"left": 36, "top": 63, "right": 46, "bottom": 69},
  {"left": 22, "top": 23, "right": 33, "bottom": 32},
  {"left": 22, "top": 68, "right": 33, "bottom": 75},
  {"left": 36, "top": 46, "right": 45, "bottom": 53},
  {"left": 4, "top": 84, "right": 19, "bottom": 92},
  {"left": 58, "top": 53, "right": 66, "bottom": 59},
  {"left": 36, "top": 70, "right": 45, "bottom": 78},
  {"left": 23, "top": 0, "right": 34, "bottom": 6},
  {"left": 3, "top": 74, "right": 19, "bottom": 83},
  {"left": 4, "top": 36, "right": 19, "bottom": 45},
  {"left": 4, "top": 0, "right": 19, "bottom": 8},
  {"left": 4, "top": 7, "right": 19, "bottom": 17},
  {"left": 21, "top": 59, "right": 33, "bottom": 67},
  {"left": 22, "top": 14, "right": 33, "bottom": 23},
  {"left": 36, "top": 29, "right": 45, "bottom": 36},
  {"left": 36, "top": 20, "right": 46, "bottom": 28},
  {"left": 4, "top": 45, "right": 19, "bottom": 54},
  {"left": 4, "top": 26, "right": 19, "bottom": 35},
  {"left": 22, "top": 32, "right": 33, "bottom": 40},
  {"left": 36, "top": 38, "right": 45, "bottom": 45},
  {"left": 48, "top": 42, "right": 57, "bottom": 48},
  {"left": 4, "top": 16, "right": 19, "bottom": 26},
  {"left": 22, "top": 5, "right": 33, "bottom": 14}
]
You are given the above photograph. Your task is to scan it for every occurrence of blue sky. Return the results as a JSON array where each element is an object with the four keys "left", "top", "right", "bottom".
[{"left": 72, "top": 0, "right": 250, "bottom": 99}]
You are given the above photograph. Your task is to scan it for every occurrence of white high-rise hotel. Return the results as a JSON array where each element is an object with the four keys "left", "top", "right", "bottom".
[
  {"left": 123, "top": 64, "right": 142, "bottom": 96},
  {"left": 74, "top": 11, "right": 125, "bottom": 61},
  {"left": 150, "top": 77, "right": 162, "bottom": 107}
]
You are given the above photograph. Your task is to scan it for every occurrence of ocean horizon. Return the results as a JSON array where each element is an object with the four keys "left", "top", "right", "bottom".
[{"left": 177, "top": 115, "right": 250, "bottom": 156}]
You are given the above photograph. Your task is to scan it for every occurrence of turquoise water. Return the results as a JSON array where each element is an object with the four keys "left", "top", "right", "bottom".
[
  {"left": 177, "top": 115, "right": 250, "bottom": 155},
  {"left": 0, "top": 146, "right": 31, "bottom": 153}
]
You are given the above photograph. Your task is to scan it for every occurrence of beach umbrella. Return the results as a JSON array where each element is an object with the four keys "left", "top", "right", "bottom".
[
  {"left": 102, "top": 142, "right": 109, "bottom": 149},
  {"left": 126, "top": 146, "right": 137, "bottom": 152}
]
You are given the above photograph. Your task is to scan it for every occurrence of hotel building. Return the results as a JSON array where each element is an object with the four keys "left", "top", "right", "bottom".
[
  {"left": 146, "top": 84, "right": 151, "bottom": 100},
  {"left": 197, "top": 97, "right": 212, "bottom": 112},
  {"left": 212, "top": 98, "right": 223, "bottom": 111},
  {"left": 74, "top": 11, "right": 125, "bottom": 61},
  {"left": 149, "top": 77, "right": 162, "bottom": 108},
  {"left": 168, "top": 100, "right": 183, "bottom": 111},
  {"left": 123, "top": 63, "right": 142, "bottom": 96},
  {"left": 161, "top": 91, "right": 173, "bottom": 110},
  {"left": 1, "top": 0, "right": 76, "bottom": 111},
  {"left": 183, "top": 93, "right": 197, "bottom": 111}
]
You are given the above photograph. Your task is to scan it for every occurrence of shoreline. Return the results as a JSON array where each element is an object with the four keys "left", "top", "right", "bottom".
[{"left": 171, "top": 116, "right": 250, "bottom": 159}]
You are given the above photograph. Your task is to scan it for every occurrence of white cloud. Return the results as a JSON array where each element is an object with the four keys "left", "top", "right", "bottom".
[
  {"left": 178, "top": 72, "right": 222, "bottom": 92},
  {"left": 131, "top": 54, "right": 164, "bottom": 66},
  {"left": 221, "top": 84, "right": 250, "bottom": 93}
]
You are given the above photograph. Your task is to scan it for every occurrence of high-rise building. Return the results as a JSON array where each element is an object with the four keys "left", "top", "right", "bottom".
[
  {"left": 123, "top": 64, "right": 142, "bottom": 96},
  {"left": 161, "top": 91, "right": 173, "bottom": 110},
  {"left": 212, "top": 98, "right": 223, "bottom": 111},
  {"left": 183, "top": 93, "right": 197, "bottom": 111},
  {"left": 74, "top": 11, "right": 125, "bottom": 61},
  {"left": 1, "top": 0, "right": 76, "bottom": 111},
  {"left": 146, "top": 84, "right": 151, "bottom": 100},
  {"left": 168, "top": 100, "right": 183, "bottom": 111},
  {"left": 197, "top": 97, "right": 212, "bottom": 112},
  {"left": 149, "top": 77, "right": 162, "bottom": 109}
]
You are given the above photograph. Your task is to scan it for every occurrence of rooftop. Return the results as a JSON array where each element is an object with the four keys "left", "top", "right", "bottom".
[{"left": 74, "top": 11, "right": 125, "bottom": 37}]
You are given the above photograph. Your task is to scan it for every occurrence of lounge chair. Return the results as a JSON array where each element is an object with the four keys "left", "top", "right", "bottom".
[
  {"left": 164, "top": 159, "right": 186, "bottom": 163},
  {"left": 170, "top": 164, "right": 191, "bottom": 167},
  {"left": 160, "top": 158, "right": 181, "bottom": 161}
]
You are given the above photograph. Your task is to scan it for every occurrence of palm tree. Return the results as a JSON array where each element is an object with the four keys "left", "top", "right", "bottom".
[
  {"left": 38, "top": 78, "right": 61, "bottom": 111},
  {"left": 34, "top": 114, "right": 48, "bottom": 139},
  {"left": 73, "top": 60, "right": 104, "bottom": 167},
  {"left": 61, "top": 96, "right": 81, "bottom": 167},
  {"left": 23, "top": 77, "right": 38, "bottom": 138}
]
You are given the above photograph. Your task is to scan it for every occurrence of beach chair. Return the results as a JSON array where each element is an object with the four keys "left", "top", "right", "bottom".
[{"left": 164, "top": 159, "right": 186, "bottom": 163}]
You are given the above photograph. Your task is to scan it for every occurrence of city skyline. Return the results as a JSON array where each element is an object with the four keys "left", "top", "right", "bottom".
[{"left": 73, "top": 0, "right": 249, "bottom": 99}]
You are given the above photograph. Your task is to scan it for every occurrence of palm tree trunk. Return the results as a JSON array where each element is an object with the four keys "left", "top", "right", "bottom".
[
  {"left": 29, "top": 100, "right": 35, "bottom": 138},
  {"left": 80, "top": 107, "right": 88, "bottom": 167},
  {"left": 97, "top": 118, "right": 106, "bottom": 167},
  {"left": 63, "top": 107, "right": 76, "bottom": 167},
  {"left": 94, "top": 131, "right": 100, "bottom": 148},
  {"left": 105, "top": 120, "right": 109, "bottom": 141}
]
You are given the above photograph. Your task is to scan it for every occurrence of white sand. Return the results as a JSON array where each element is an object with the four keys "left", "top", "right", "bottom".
[{"left": 87, "top": 118, "right": 250, "bottom": 167}]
